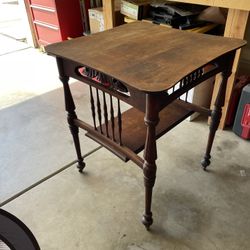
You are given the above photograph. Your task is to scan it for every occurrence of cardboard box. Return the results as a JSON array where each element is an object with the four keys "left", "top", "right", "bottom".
[
  {"left": 89, "top": 6, "right": 124, "bottom": 34},
  {"left": 89, "top": 8, "right": 104, "bottom": 33},
  {"left": 121, "top": 0, "right": 151, "bottom": 20}
]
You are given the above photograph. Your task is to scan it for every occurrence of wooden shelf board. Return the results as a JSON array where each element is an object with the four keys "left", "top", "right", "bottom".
[
  {"left": 86, "top": 99, "right": 194, "bottom": 162},
  {"left": 165, "top": 0, "right": 250, "bottom": 11}
]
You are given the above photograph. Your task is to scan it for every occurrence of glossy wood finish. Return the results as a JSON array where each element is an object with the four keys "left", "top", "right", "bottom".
[{"left": 46, "top": 23, "right": 245, "bottom": 229}]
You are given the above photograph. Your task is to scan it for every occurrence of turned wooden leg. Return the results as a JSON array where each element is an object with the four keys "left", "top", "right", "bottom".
[
  {"left": 142, "top": 163, "right": 156, "bottom": 230},
  {"left": 67, "top": 111, "right": 85, "bottom": 172},
  {"left": 57, "top": 58, "right": 85, "bottom": 172},
  {"left": 142, "top": 94, "right": 159, "bottom": 230},
  {"left": 201, "top": 71, "right": 231, "bottom": 170}
]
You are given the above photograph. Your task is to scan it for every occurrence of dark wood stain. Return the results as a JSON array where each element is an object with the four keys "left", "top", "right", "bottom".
[
  {"left": 46, "top": 22, "right": 246, "bottom": 92},
  {"left": 47, "top": 23, "right": 246, "bottom": 230}
]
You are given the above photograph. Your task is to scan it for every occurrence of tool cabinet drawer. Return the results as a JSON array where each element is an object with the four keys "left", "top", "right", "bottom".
[
  {"left": 29, "top": 0, "right": 55, "bottom": 8},
  {"left": 34, "top": 21, "right": 61, "bottom": 45},
  {"left": 31, "top": 5, "right": 59, "bottom": 26}
]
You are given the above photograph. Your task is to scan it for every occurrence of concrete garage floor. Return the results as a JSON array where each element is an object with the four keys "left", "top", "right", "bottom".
[
  {"left": 2, "top": 117, "right": 250, "bottom": 249},
  {"left": 0, "top": 48, "right": 100, "bottom": 202},
  {"left": 1, "top": 48, "right": 250, "bottom": 250},
  {"left": 0, "top": 13, "right": 250, "bottom": 250}
]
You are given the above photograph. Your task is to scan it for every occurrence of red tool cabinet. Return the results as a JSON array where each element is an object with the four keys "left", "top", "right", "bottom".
[{"left": 27, "top": 0, "right": 83, "bottom": 45}]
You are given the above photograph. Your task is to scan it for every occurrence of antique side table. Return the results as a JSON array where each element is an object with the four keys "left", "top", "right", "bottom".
[{"left": 46, "top": 22, "right": 246, "bottom": 230}]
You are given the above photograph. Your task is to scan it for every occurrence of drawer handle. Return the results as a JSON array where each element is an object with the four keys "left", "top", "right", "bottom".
[
  {"left": 34, "top": 21, "right": 59, "bottom": 30},
  {"left": 30, "top": 4, "right": 56, "bottom": 13}
]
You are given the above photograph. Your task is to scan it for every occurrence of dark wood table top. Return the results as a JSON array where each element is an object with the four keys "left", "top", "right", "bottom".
[{"left": 46, "top": 22, "right": 246, "bottom": 93}]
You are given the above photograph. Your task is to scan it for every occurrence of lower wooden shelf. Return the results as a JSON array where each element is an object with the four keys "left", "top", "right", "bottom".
[{"left": 85, "top": 99, "right": 194, "bottom": 162}]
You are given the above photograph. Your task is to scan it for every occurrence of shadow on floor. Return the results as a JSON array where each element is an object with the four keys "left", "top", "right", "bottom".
[{"left": 0, "top": 82, "right": 99, "bottom": 203}]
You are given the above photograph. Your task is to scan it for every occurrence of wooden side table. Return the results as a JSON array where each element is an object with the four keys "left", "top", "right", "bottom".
[
  {"left": 103, "top": 0, "right": 250, "bottom": 129},
  {"left": 46, "top": 22, "right": 246, "bottom": 230}
]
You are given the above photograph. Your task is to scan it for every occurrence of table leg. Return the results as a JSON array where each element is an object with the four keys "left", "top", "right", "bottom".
[
  {"left": 59, "top": 75, "right": 85, "bottom": 173},
  {"left": 210, "top": 9, "right": 249, "bottom": 129},
  {"left": 142, "top": 95, "right": 159, "bottom": 230},
  {"left": 201, "top": 70, "right": 231, "bottom": 170}
]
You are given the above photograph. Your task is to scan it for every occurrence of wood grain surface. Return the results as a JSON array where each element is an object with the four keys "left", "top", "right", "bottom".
[{"left": 46, "top": 22, "right": 246, "bottom": 93}]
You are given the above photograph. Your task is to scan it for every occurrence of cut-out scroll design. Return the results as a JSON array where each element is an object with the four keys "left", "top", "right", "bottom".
[{"left": 78, "top": 66, "right": 129, "bottom": 95}]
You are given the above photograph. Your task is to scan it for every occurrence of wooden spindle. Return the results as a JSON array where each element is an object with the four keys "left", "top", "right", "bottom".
[
  {"left": 189, "top": 74, "right": 192, "bottom": 83},
  {"left": 110, "top": 94, "right": 115, "bottom": 141},
  {"left": 185, "top": 75, "right": 192, "bottom": 102},
  {"left": 96, "top": 88, "right": 103, "bottom": 133},
  {"left": 198, "top": 68, "right": 203, "bottom": 78},
  {"left": 89, "top": 86, "right": 97, "bottom": 130},
  {"left": 180, "top": 79, "right": 184, "bottom": 88},
  {"left": 117, "top": 98, "right": 122, "bottom": 145},
  {"left": 183, "top": 78, "right": 185, "bottom": 86},
  {"left": 178, "top": 80, "right": 183, "bottom": 100},
  {"left": 102, "top": 91, "right": 109, "bottom": 137},
  {"left": 185, "top": 91, "right": 189, "bottom": 102},
  {"left": 193, "top": 71, "right": 197, "bottom": 81}
]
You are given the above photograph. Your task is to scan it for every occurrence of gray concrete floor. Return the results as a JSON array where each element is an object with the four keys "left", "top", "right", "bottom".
[
  {"left": 2, "top": 117, "right": 250, "bottom": 249},
  {"left": 1, "top": 5, "right": 250, "bottom": 249}
]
